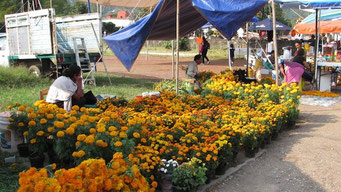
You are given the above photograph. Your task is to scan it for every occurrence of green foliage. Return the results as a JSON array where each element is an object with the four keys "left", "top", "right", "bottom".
[
  {"left": 257, "top": 2, "right": 291, "bottom": 27},
  {"left": 172, "top": 157, "right": 207, "bottom": 191},
  {"left": 163, "top": 38, "right": 191, "bottom": 51},
  {"left": 103, "top": 22, "right": 120, "bottom": 35},
  {"left": 154, "top": 80, "right": 190, "bottom": 95},
  {"left": 0, "top": 151, "right": 26, "bottom": 192}
]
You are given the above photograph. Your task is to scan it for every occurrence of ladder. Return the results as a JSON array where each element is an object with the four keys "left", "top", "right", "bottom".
[{"left": 73, "top": 37, "right": 96, "bottom": 86}]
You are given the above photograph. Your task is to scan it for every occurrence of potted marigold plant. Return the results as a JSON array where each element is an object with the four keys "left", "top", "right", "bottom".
[{"left": 172, "top": 157, "right": 207, "bottom": 192}]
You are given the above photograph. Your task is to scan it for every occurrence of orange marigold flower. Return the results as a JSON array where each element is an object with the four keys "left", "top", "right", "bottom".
[
  {"left": 30, "top": 138, "right": 36, "bottom": 144},
  {"left": 56, "top": 131, "right": 65, "bottom": 138},
  {"left": 39, "top": 118, "right": 47, "bottom": 124},
  {"left": 52, "top": 163, "right": 56, "bottom": 170},
  {"left": 28, "top": 113, "right": 36, "bottom": 119},
  {"left": 84, "top": 135, "right": 95, "bottom": 144},
  {"left": 28, "top": 120, "right": 36, "bottom": 127},
  {"left": 23, "top": 131, "right": 28, "bottom": 136},
  {"left": 114, "top": 141, "right": 122, "bottom": 147},
  {"left": 133, "top": 132, "right": 140, "bottom": 138},
  {"left": 36, "top": 131, "right": 44, "bottom": 136},
  {"left": 47, "top": 127, "right": 54, "bottom": 132},
  {"left": 77, "top": 134, "right": 86, "bottom": 141},
  {"left": 89, "top": 128, "right": 96, "bottom": 134},
  {"left": 18, "top": 122, "right": 25, "bottom": 127},
  {"left": 46, "top": 114, "right": 54, "bottom": 119},
  {"left": 151, "top": 181, "right": 158, "bottom": 188}
]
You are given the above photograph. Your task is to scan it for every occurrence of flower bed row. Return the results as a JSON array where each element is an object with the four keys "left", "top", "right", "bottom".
[{"left": 9, "top": 70, "right": 300, "bottom": 192}]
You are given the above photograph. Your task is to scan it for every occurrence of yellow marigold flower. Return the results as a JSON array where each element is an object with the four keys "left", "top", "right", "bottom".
[
  {"left": 113, "top": 152, "right": 123, "bottom": 159},
  {"left": 69, "top": 116, "right": 77, "bottom": 122},
  {"left": 108, "top": 126, "right": 116, "bottom": 132},
  {"left": 114, "top": 141, "right": 122, "bottom": 147},
  {"left": 39, "top": 118, "right": 47, "bottom": 124},
  {"left": 196, "top": 152, "right": 201, "bottom": 157},
  {"left": 56, "top": 113, "right": 64, "bottom": 120},
  {"left": 89, "top": 128, "right": 96, "bottom": 134},
  {"left": 75, "top": 141, "right": 81, "bottom": 146},
  {"left": 36, "top": 131, "right": 44, "bottom": 136},
  {"left": 56, "top": 131, "right": 65, "bottom": 138},
  {"left": 54, "top": 121, "right": 64, "bottom": 129},
  {"left": 133, "top": 132, "right": 140, "bottom": 138},
  {"left": 141, "top": 138, "right": 147, "bottom": 143},
  {"left": 65, "top": 127, "right": 75, "bottom": 135},
  {"left": 84, "top": 135, "right": 95, "bottom": 144},
  {"left": 28, "top": 120, "right": 36, "bottom": 127},
  {"left": 28, "top": 113, "right": 36, "bottom": 119},
  {"left": 23, "top": 131, "right": 28, "bottom": 136},
  {"left": 72, "top": 105, "right": 79, "bottom": 111},
  {"left": 77, "top": 150, "right": 85, "bottom": 157},
  {"left": 18, "top": 122, "right": 24, "bottom": 127},
  {"left": 110, "top": 131, "right": 118, "bottom": 136},
  {"left": 30, "top": 138, "right": 36, "bottom": 144},
  {"left": 77, "top": 134, "right": 86, "bottom": 141},
  {"left": 47, "top": 127, "right": 54, "bottom": 132},
  {"left": 97, "top": 125, "right": 106, "bottom": 133},
  {"left": 46, "top": 114, "right": 54, "bottom": 119},
  {"left": 119, "top": 132, "right": 127, "bottom": 138},
  {"left": 70, "top": 110, "right": 77, "bottom": 116},
  {"left": 8, "top": 118, "right": 14, "bottom": 122},
  {"left": 52, "top": 163, "right": 56, "bottom": 170}
]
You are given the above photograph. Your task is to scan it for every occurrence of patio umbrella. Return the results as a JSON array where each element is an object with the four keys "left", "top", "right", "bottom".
[
  {"left": 249, "top": 18, "right": 291, "bottom": 31},
  {"left": 292, "top": 9, "right": 341, "bottom": 34}
]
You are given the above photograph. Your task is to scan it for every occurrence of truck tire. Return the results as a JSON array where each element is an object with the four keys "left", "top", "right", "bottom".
[{"left": 28, "top": 65, "right": 41, "bottom": 77}]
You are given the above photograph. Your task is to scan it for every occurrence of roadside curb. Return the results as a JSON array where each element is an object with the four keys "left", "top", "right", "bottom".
[{"left": 198, "top": 149, "right": 267, "bottom": 192}]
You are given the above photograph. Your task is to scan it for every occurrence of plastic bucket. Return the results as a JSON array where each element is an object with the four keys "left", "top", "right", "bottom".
[{"left": 0, "top": 112, "right": 21, "bottom": 153}]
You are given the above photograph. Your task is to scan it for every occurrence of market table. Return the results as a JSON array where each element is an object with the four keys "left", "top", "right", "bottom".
[{"left": 316, "top": 61, "right": 341, "bottom": 91}]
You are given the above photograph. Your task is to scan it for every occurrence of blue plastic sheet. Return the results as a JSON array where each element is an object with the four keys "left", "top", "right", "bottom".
[
  {"left": 276, "top": 0, "right": 341, "bottom": 9},
  {"left": 104, "top": 0, "right": 267, "bottom": 71},
  {"left": 249, "top": 18, "right": 291, "bottom": 31}
]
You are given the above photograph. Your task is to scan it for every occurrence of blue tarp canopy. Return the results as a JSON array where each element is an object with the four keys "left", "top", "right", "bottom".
[
  {"left": 275, "top": 0, "right": 341, "bottom": 9},
  {"left": 249, "top": 18, "right": 291, "bottom": 31},
  {"left": 104, "top": 0, "right": 267, "bottom": 71},
  {"left": 202, "top": 16, "right": 258, "bottom": 29}
]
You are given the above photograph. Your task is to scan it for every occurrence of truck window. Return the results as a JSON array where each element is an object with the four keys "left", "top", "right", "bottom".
[{"left": 0, "top": 36, "right": 6, "bottom": 51}]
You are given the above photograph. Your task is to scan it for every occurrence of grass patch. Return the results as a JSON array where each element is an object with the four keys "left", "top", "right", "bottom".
[
  {"left": 0, "top": 67, "right": 155, "bottom": 111},
  {"left": 0, "top": 151, "right": 26, "bottom": 192}
]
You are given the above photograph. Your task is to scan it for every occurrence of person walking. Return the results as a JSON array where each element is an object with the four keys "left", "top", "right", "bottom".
[{"left": 201, "top": 36, "right": 210, "bottom": 65}]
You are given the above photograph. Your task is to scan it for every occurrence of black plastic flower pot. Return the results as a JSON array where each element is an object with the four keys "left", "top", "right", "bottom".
[
  {"left": 17, "top": 143, "right": 29, "bottom": 157},
  {"left": 29, "top": 155, "right": 45, "bottom": 168}
]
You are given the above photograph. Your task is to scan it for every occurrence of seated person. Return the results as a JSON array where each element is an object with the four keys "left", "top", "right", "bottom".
[
  {"left": 186, "top": 54, "right": 201, "bottom": 80},
  {"left": 46, "top": 65, "right": 96, "bottom": 112}
]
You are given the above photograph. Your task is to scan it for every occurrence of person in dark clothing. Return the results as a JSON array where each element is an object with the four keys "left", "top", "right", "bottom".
[
  {"left": 230, "top": 44, "right": 235, "bottom": 64},
  {"left": 202, "top": 36, "right": 210, "bottom": 65}
]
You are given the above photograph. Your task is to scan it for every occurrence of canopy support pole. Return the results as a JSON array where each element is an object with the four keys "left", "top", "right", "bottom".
[
  {"left": 314, "top": 9, "right": 321, "bottom": 90},
  {"left": 227, "top": 40, "right": 232, "bottom": 70},
  {"left": 271, "top": 0, "right": 279, "bottom": 86},
  {"left": 87, "top": 0, "right": 91, "bottom": 13},
  {"left": 175, "top": 0, "right": 179, "bottom": 94},
  {"left": 246, "top": 23, "right": 249, "bottom": 76},
  {"left": 172, "top": 40, "right": 175, "bottom": 79},
  {"left": 146, "top": 41, "right": 149, "bottom": 60}
]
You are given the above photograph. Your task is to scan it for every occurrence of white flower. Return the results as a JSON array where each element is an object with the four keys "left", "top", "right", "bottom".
[
  {"left": 166, "top": 164, "right": 170, "bottom": 167},
  {"left": 164, "top": 169, "right": 167, "bottom": 173},
  {"left": 161, "top": 168, "right": 165, "bottom": 172}
]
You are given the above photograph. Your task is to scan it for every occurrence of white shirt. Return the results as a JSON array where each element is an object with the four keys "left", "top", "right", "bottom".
[
  {"left": 186, "top": 61, "right": 198, "bottom": 79},
  {"left": 46, "top": 76, "right": 77, "bottom": 112}
]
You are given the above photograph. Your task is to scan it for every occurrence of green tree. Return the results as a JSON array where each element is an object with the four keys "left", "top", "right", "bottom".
[
  {"left": 0, "top": 0, "right": 20, "bottom": 22},
  {"left": 257, "top": 2, "right": 291, "bottom": 27}
]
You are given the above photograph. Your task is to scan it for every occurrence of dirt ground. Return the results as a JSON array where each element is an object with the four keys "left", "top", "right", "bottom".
[
  {"left": 211, "top": 103, "right": 341, "bottom": 192},
  {"left": 96, "top": 55, "right": 246, "bottom": 81},
  {"left": 98, "top": 55, "right": 341, "bottom": 192}
]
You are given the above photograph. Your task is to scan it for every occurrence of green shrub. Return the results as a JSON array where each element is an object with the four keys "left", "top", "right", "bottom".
[{"left": 163, "top": 37, "right": 191, "bottom": 51}]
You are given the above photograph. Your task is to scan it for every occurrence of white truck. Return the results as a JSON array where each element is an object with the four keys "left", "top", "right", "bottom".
[{"left": 0, "top": 9, "right": 102, "bottom": 77}]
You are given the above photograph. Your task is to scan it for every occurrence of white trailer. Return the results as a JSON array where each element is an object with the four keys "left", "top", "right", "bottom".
[{"left": 1, "top": 9, "right": 102, "bottom": 76}]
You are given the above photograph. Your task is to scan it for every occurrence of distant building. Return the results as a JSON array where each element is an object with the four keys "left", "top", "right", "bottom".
[
  {"left": 102, "top": 18, "right": 134, "bottom": 28},
  {"left": 117, "top": 11, "right": 130, "bottom": 19}
]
